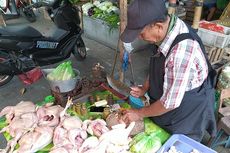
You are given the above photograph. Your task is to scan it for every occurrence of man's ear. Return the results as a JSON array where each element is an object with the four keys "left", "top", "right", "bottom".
[{"left": 155, "top": 22, "right": 164, "bottom": 30}]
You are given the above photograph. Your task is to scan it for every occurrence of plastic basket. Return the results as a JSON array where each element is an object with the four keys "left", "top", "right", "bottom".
[
  {"left": 197, "top": 21, "right": 230, "bottom": 48},
  {"left": 129, "top": 95, "right": 144, "bottom": 109},
  {"left": 157, "top": 134, "right": 217, "bottom": 153}
]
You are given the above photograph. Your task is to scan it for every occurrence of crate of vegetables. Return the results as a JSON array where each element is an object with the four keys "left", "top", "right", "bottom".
[{"left": 197, "top": 21, "right": 230, "bottom": 48}]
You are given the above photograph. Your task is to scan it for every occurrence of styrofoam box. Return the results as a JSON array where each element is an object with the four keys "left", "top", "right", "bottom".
[
  {"left": 197, "top": 21, "right": 230, "bottom": 49},
  {"left": 157, "top": 134, "right": 217, "bottom": 153}
]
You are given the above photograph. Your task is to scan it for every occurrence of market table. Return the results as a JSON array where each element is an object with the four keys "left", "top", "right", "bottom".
[{"left": 0, "top": 82, "right": 171, "bottom": 153}]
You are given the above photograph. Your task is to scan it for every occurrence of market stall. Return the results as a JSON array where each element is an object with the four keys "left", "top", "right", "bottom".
[
  {"left": 0, "top": 61, "right": 218, "bottom": 153},
  {"left": 1, "top": 0, "right": 229, "bottom": 152}
]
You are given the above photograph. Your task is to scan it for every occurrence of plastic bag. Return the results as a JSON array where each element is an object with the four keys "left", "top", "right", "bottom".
[
  {"left": 130, "top": 134, "right": 162, "bottom": 153},
  {"left": 62, "top": 61, "right": 75, "bottom": 80},
  {"left": 144, "top": 118, "right": 170, "bottom": 144},
  {"left": 129, "top": 118, "right": 170, "bottom": 153},
  {"left": 18, "top": 67, "right": 42, "bottom": 85},
  {"left": 47, "top": 61, "right": 75, "bottom": 81}
]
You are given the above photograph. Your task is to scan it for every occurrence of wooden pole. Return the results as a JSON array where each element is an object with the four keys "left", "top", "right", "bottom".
[
  {"left": 0, "top": 13, "right": 6, "bottom": 27},
  {"left": 119, "top": 0, "right": 127, "bottom": 82},
  {"left": 192, "top": 0, "right": 203, "bottom": 29},
  {"left": 168, "top": 0, "right": 176, "bottom": 15}
]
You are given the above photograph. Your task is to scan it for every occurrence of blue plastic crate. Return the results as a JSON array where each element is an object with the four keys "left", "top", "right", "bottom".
[{"left": 157, "top": 134, "right": 217, "bottom": 153}]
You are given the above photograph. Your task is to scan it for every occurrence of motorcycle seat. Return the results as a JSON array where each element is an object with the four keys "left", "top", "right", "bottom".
[
  {"left": 0, "top": 25, "right": 42, "bottom": 38},
  {"left": 45, "top": 27, "right": 69, "bottom": 41}
]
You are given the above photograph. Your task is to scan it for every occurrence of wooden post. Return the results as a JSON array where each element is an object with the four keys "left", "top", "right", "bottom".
[
  {"left": 119, "top": 0, "right": 127, "bottom": 82},
  {"left": 168, "top": 0, "right": 176, "bottom": 15},
  {"left": 192, "top": 0, "right": 203, "bottom": 29},
  {"left": 0, "top": 14, "right": 6, "bottom": 27}
]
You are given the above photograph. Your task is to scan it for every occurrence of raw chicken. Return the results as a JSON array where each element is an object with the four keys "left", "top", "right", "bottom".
[
  {"left": 68, "top": 128, "right": 87, "bottom": 148},
  {"left": 84, "top": 139, "right": 109, "bottom": 153},
  {"left": 53, "top": 125, "right": 72, "bottom": 149},
  {"left": 0, "top": 112, "right": 38, "bottom": 153},
  {"left": 59, "top": 97, "right": 73, "bottom": 118},
  {"left": 52, "top": 97, "right": 77, "bottom": 147},
  {"left": 49, "top": 147, "right": 69, "bottom": 153},
  {"left": 0, "top": 101, "right": 36, "bottom": 123},
  {"left": 36, "top": 97, "right": 73, "bottom": 127},
  {"left": 62, "top": 116, "right": 82, "bottom": 131},
  {"left": 15, "top": 126, "right": 53, "bottom": 153},
  {"left": 106, "top": 112, "right": 144, "bottom": 136},
  {"left": 1, "top": 112, "right": 38, "bottom": 137},
  {"left": 36, "top": 105, "right": 64, "bottom": 127},
  {"left": 83, "top": 119, "right": 109, "bottom": 137},
  {"left": 53, "top": 125, "right": 84, "bottom": 152},
  {"left": 106, "top": 142, "right": 130, "bottom": 153},
  {"left": 99, "top": 122, "right": 135, "bottom": 146},
  {"left": 78, "top": 136, "right": 99, "bottom": 153}
]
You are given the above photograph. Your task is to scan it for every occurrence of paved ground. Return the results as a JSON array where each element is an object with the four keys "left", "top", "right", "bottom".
[{"left": 0, "top": 8, "right": 229, "bottom": 153}]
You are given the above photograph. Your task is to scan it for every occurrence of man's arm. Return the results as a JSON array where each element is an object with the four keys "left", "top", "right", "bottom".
[
  {"left": 138, "top": 99, "right": 172, "bottom": 118},
  {"left": 122, "top": 99, "right": 172, "bottom": 124}
]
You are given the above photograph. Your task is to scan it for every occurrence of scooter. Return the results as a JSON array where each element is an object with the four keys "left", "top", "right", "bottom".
[
  {"left": 0, "top": 0, "right": 87, "bottom": 86},
  {"left": 0, "top": 0, "right": 36, "bottom": 22}
]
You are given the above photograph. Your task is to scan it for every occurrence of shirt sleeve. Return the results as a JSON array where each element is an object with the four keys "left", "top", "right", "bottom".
[{"left": 160, "top": 40, "right": 196, "bottom": 109}]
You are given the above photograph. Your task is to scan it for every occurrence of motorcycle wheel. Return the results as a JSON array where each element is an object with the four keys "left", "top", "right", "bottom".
[
  {"left": 72, "top": 37, "right": 87, "bottom": 61},
  {"left": 22, "top": 7, "right": 36, "bottom": 22},
  {"left": 0, "top": 56, "right": 13, "bottom": 87}
]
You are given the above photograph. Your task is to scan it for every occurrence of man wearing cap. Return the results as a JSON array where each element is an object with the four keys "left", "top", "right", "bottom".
[{"left": 121, "top": 0, "right": 216, "bottom": 141}]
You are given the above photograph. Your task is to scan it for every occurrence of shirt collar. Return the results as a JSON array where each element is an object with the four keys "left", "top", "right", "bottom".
[{"left": 157, "top": 16, "right": 187, "bottom": 57}]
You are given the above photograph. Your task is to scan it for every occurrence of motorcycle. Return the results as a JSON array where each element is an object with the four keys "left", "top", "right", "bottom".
[
  {"left": 0, "top": 0, "right": 36, "bottom": 22},
  {"left": 0, "top": 0, "right": 87, "bottom": 86}
]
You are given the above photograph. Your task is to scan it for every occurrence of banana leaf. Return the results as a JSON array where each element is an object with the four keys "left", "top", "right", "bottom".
[{"left": 0, "top": 116, "right": 7, "bottom": 130}]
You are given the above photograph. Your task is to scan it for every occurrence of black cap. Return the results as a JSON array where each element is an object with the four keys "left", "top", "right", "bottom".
[{"left": 121, "top": 0, "right": 167, "bottom": 43}]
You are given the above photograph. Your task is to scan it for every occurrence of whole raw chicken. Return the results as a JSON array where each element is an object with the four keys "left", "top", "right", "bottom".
[
  {"left": 52, "top": 98, "right": 87, "bottom": 152},
  {"left": 82, "top": 119, "right": 109, "bottom": 137},
  {"left": 0, "top": 112, "right": 38, "bottom": 137},
  {"left": 0, "top": 101, "right": 36, "bottom": 123},
  {"left": 100, "top": 122, "right": 135, "bottom": 146},
  {"left": 68, "top": 128, "right": 87, "bottom": 148},
  {"left": 78, "top": 136, "right": 99, "bottom": 153},
  {"left": 36, "top": 105, "right": 64, "bottom": 127},
  {"left": 14, "top": 126, "right": 53, "bottom": 153},
  {"left": 62, "top": 116, "right": 82, "bottom": 130},
  {"left": 0, "top": 112, "right": 38, "bottom": 153}
]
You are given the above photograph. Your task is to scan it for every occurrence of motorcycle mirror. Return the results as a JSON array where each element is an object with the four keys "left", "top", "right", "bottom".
[{"left": 0, "top": 0, "right": 7, "bottom": 9}]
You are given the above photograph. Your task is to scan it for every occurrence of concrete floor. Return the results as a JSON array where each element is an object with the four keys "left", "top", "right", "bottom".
[{"left": 0, "top": 8, "right": 229, "bottom": 153}]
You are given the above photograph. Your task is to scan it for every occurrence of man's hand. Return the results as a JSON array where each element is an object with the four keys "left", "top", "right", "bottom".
[
  {"left": 121, "top": 109, "right": 143, "bottom": 124},
  {"left": 130, "top": 86, "right": 146, "bottom": 98}
]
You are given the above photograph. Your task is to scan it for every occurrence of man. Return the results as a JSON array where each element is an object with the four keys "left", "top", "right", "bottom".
[
  {"left": 203, "top": 0, "right": 217, "bottom": 21},
  {"left": 121, "top": 0, "right": 216, "bottom": 142}
]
